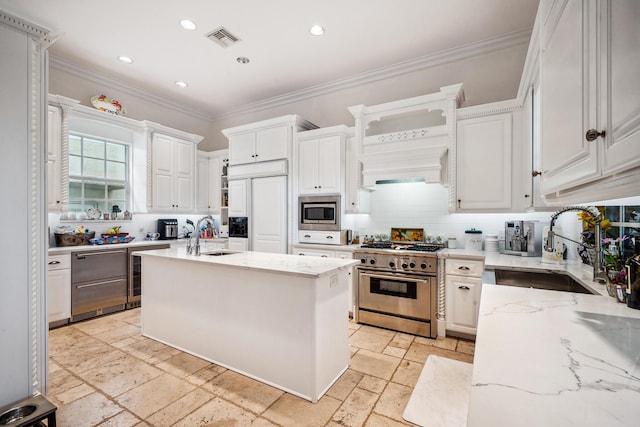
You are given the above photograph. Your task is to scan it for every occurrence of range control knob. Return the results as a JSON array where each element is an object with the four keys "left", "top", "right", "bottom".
[
  {"left": 402, "top": 263, "right": 409, "bottom": 269},
  {"left": 409, "top": 262, "right": 416, "bottom": 268},
  {"left": 389, "top": 261, "right": 395, "bottom": 268},
  {"left": 370, "top": 259, "right": 376, "bottom": 265},
  {"left": 360, "top": 258, "right": 366, "bottom": 264},
  {"left": 421, "top": 262, "right": 428, "bottom": 269}
]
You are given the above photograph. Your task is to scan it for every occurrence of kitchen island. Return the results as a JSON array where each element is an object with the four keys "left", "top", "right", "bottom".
[
  {"left": 138, "top": 247, "right": 359, "bottom": 403},
  {"left": 468, "top": 285, "right": 640, "bottom": 426}
]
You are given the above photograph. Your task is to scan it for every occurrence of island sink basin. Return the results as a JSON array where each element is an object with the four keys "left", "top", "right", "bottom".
[
  {"left": 202, "top": 250, "right": 241, "bottom": 256},
  {"left": 493, "top": 269, "right": 596, "bottom": 294}
]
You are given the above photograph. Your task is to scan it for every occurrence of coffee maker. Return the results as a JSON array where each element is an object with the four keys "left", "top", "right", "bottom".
[
  {"left": 157, "top": 218, "right": 178, "bottom": 240},
  {"left": 504, "top": 220, "right": 547, "bottom": 257}
]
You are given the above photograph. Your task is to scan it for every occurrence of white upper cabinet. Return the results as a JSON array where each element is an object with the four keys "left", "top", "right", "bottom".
[
  {"left": 455, "top": 112, "right": 513, "bottom": 211},
  {"left": 538, "top": 0, "right": 640, "bottom": 203},
  {"left": 224, "top": 115, "right": 317, "bottom": 166},
  {"left": 196, "top": 149, "right": 227, "bottom": 213},
  {"left": 149, "top": 132, "right": 200, "bottom": 213},
  {"left": 228, "top": 179, "right": 248, "bottom": 217},
  {"left": 297, "top": 126, "right": 346, "bottom": 195}
]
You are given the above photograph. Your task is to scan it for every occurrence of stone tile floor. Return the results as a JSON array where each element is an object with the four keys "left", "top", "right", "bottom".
[{"left": 47, "top": 309, "right": 474, "bottom": 426}]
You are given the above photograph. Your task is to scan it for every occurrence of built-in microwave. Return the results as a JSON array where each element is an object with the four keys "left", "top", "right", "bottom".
[{"left": 299, "top": 195, "right": 340, "bottom": 231}]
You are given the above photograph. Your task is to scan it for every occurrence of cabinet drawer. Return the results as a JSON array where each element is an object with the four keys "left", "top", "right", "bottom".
[
  {"left": 72, "top": 249, "right": 127, "bottom": 283},
  {"left": 294, "top": 249, "right": 335, "bottom": 258},
  {"left": 445, "top": 258, "right": 484, "bottom": 277},
  {"left": 47, "top": 254, "right": 70, "bottom": 271},
  {"left": 72, "top": 277, "right": 127, "bottom": 315}
]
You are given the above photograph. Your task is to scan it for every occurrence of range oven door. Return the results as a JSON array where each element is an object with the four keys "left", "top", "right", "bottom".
[{"left": 358, "top": 270, "right": 433, "bottom": 321}]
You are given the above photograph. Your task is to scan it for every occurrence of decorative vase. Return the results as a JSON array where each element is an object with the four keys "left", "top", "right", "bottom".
[{"left": 577, "top": 245, "right": 597, "bottom": 265}]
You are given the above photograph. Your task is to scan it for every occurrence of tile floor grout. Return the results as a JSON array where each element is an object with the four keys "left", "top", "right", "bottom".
[{"left": 47, "top": 308, "right": 474, "bottom": 426}]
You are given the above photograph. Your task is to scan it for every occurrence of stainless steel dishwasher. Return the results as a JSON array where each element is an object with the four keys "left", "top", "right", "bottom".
[{"left": 71, "top": 249, "right": 128, "bottom": 322}]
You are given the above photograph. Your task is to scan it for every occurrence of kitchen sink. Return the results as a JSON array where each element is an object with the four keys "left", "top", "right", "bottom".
[
  {"left": 202, "top": 250, "right": 241, "bottom": 256},
  {"left": 493, "top": 269, "right": 596, "bottom": 294}
]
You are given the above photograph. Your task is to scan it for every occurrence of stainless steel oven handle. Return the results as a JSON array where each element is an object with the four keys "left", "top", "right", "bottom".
[
  {"left": 76, "top": 278, "right": 123, "bottom": 289},
  {"left": 359, "top": 271, "right": 430, "bottom": 284}
]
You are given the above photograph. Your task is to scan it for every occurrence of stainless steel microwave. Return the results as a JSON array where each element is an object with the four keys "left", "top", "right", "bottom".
[{"left": 299, "top": 195, "right": 340, "bottom": 231}]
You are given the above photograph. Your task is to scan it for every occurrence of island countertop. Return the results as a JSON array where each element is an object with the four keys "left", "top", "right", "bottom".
[
  {"left": 468, "top": 285, "right": 640, "bottom": 427},
  {"left": 137, "top": 247, "right": 360, "bottom": 277}
]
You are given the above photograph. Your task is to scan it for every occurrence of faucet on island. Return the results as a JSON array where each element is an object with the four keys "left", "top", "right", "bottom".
[
  {"left": 187, "top": 215, "right": 214, "bottom": 256},
  {"left": 545, "top": 206, "right": 608, "bottom": 284}
]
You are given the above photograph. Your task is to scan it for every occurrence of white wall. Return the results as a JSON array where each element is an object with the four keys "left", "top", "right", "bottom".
[{"left": 342, "top": 182, "right": 582, "bottom": 258}]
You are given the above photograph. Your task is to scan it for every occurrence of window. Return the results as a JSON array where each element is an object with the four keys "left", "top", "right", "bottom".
[
  {"left": 601, "top": 205, "right": 640, "bottom": 258},
  {"left": 68, "top": 134, "right": 129, "bottom": 214}
]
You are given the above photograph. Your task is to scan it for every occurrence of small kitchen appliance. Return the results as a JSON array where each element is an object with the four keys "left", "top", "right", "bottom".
[
  {"left": 504, "top": 221, "right": 547, "bottom": 256},
  {"left": 299, "top": 195, "right": 340, "bottom": 231},
  {"left": 228, "top": 217, "right": 248, "bottom": 238},
  {"left": 157, "top": 219, "right": 178, "bottom": 240}
]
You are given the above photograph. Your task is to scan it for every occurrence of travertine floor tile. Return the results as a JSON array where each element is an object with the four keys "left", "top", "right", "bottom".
[
  {"left": 53, "top": 340, "right": 124, "bottom": 375},
  {"left": 349, "top": 349, "right": 402, "bottom": 380},
  {"left": 54, "top": 382, "right": 94, "bottom": 405},
  {"left": 73, "top": 315, "right": 131, "bottom": 336},
  {"left": 373, "top": 382, "right": 413, "bottom": 423},
  {"left": 383, "top": 345, "right": 407, "bottom": 358},
  {"left": 358, "top": 375, "right": 387, "bottom": 394},
  {"left": 330, "top": 387, "right": 379, "bottom": 427},
  {"left": 457, "top": 339, "right": 476, "bottom": 355},
  {"left": 262, "top": 393, "right": 341, "bottom": 426},
  {"left": 119, "top": 336, "right": 181, "bottom": 364},
  {"left": 326, "top": 368, "right": 363, "bottom": 401},
  {"left": 172, "top": 397, "right": 258, "bottom": 426},
  {"left": 365, "top": 413, "right": 412, "bottom": 426},
  {"left": 202, "top": 369, "right": 284, "bottom": 414},
  {"left": 358, "top": 324, "right": 396, "bottom": 339},
  {"left": 155, "top": 351, "right": 211, "bottom": 378},
  {"left": 95, "top": 323, "right": 141, "bottom": 345},
  {"left": 391, "top": 360, "right": 424, "bottom": 388},
  {"left": 116, "top": 373, "right": 196, "bottom": 419},
  {"left": 55, "top": 392, "right": 122, "bottom": 427},
  {"left": 98, "top": 410, "right": 141, "bottom": 427},
  {"left": 415, "top": 335, "right": 458, "bottom": 351},
  {"left": 48, "top": 325, "right": 90, "bottom": 353},
  {"left": 350, "top": 329, "right": 393, "bottom": 352},
  {"left": 388, "top": 332, "right": 415, "bottom": 350},
  {"left": 48, "top": 366, "right": 84, "bottom": 396},
  {"left": 145, "top": 388, "right": 214, "bottom": 427},
  {"left": 81, "top": 353, "right": 163, "bottom": 397},
  {"left": 185, "top": 363, "right": 227, "bottom": 386}
]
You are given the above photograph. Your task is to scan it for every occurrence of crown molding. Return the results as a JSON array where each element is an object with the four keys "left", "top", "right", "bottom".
[
  {"left": 0, "top": 9, "right": 52, "bottom": 43},
  {"left": 49, "top": 56, "right": 215, "bottom": 121},
  {"left": 50, "top": 27, "right": 532, "bottom": 124}
]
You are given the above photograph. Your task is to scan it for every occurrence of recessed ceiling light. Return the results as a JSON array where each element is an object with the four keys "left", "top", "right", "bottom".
[
  {"left": 309, "top": 25, "right": 325, "bottom": 36},
  {"left": 118, "top": 56, "right": 133, "bottom": 64},
  {"left": 175, "top": 81, "right": 188, "bottom": 88},
  {"left": 179, "top": 19, "right": 197, "bottom": 31},
  {"left": 236, "top": 56, "right": 250, "bottom": 64}
]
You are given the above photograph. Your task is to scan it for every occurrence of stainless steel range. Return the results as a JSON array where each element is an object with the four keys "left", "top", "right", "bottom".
[{"left": 354, "top": 242, "right": 441, "bottom": 338}]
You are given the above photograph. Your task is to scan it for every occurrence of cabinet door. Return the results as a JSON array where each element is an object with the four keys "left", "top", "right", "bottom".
[
  {"left": 228, "top": 133, "right": 256, "bottom": 165},
  {"left": 196, "top": 155, "right": 209, "bottom": 212},
  {"left": 539, "top": 0, "right": 599, "bottom": 194},
  {"left": 47, "top": 105, "right": 63, "bottom": 211},
  {"left": 228, "top": 237, "right": 249, "bottom": 251},
  {"left": 152, "top": 134, "right": 175, "bottom": 210},
  {"left": 228, "top": 179, "right": 248, "bottom": 217},
  {"left": 600, "top": 0, "right": 640, "bottom": 176},
  {"left": 317, "top": 135, "right": 342, "bottom": 193},
  {"left": 298, "top": 140, "right": 320, "bottom": 194},
  {"left": 256, "top": 125, "right": 289, "bottom": 162},
  {"left": 456, "top": 114, "right": 512, "bottom": 210},
  {"left": 446, "top": 275, "right": 482, "bottom": 334},
  {"left": 208, "top": 155, "right": 222, "bottom": 212},
  {"left": 173, "top": 139, "right": 194, "bottom": 212},
  {"left": 47, "top": 268, "right": 71, "bottom": 324},
  {"left": 251, "top": 175, "right": 287, "bottom": 254}
]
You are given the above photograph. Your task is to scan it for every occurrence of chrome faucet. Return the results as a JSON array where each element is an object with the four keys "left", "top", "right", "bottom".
[
  {"left": 188, "top": 215, "right": 214, "bottom": 256},
  {"left": 545, "top": 206, "right": 607, "bottom": 283}
]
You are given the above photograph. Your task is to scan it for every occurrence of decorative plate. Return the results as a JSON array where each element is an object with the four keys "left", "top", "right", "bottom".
[
  {"left": 90, "top": 94, "right": 127, "bottom": 115},
  {"left": 87, "top": 208, "right": 102, "bottom": 220},
  {"left": 391, "top": 228, "right": 424, "bottom": 243}
]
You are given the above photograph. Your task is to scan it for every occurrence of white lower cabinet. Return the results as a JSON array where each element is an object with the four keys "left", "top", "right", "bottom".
[
  {"left": 47, "top": 254, "right": 71, "bottom": 327},
  {"left": 445, "top": 257, "right": 484, "bottom": 336},
  {"left": 228, "top": 238, "right": 249, "bottom": 251}
]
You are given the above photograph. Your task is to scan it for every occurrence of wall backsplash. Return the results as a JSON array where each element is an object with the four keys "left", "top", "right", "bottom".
[
  {"left": 343, "top": 182, "right": 582, "bottom": 258},
  {"left": 48, "top": 213, "right": 222, "bottom": 247}
]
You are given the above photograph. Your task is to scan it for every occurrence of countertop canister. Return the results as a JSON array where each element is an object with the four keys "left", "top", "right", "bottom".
[
  {"left": 465, "top": 229, "right": 483, "bottom": 251},
  {"left": 484, "top": 233, "right": 499, "bottom": 252}
]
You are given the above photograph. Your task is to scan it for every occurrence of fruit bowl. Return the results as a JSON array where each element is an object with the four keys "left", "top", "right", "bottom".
[{"left": 55, "top": 232, "right": 96, "bottom": 247}]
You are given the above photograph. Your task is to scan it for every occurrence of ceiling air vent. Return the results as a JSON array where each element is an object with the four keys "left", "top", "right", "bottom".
[{"left": 206, "top": 27, "right": 241, "bottom": 48}]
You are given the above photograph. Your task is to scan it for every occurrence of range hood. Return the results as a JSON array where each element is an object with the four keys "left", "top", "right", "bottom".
[{"left": 359, "top": 126, "right": 449, "bottom": 187}]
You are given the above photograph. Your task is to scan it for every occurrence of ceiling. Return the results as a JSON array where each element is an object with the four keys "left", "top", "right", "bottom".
[{"left": 0, "top": 0, "right": 539, "bottom": 120}]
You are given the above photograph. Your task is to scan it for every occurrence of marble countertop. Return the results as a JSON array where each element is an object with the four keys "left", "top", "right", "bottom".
[
  {"left": 291, "top": 243, "right": 358, "bottom": 252},
  {"left": 468, "top": 285, "right": 640, "bottom": 427},
  {"left": 48, "top": 239, "right": 173, "bottom": 255},
  {"left": 138, "top": 247, "right": 360, "bottom": 278}
]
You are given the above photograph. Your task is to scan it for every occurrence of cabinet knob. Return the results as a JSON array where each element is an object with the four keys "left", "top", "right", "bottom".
[
  {"left": 457, "top": 199, "right": 461, "bottom": 208},
  {"left": 532, "top": 170, "right": 542, "bottom": 177},
  {"left": 524, "top": 194, "right": 530, "bottom": 198},
  {"left": 585, "top": 129, "right": 606, "bottom": 142}
]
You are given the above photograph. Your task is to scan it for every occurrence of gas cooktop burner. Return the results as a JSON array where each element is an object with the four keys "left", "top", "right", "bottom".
[{"left": 359, "top": 242, "right": 443, "bottom": 252}]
